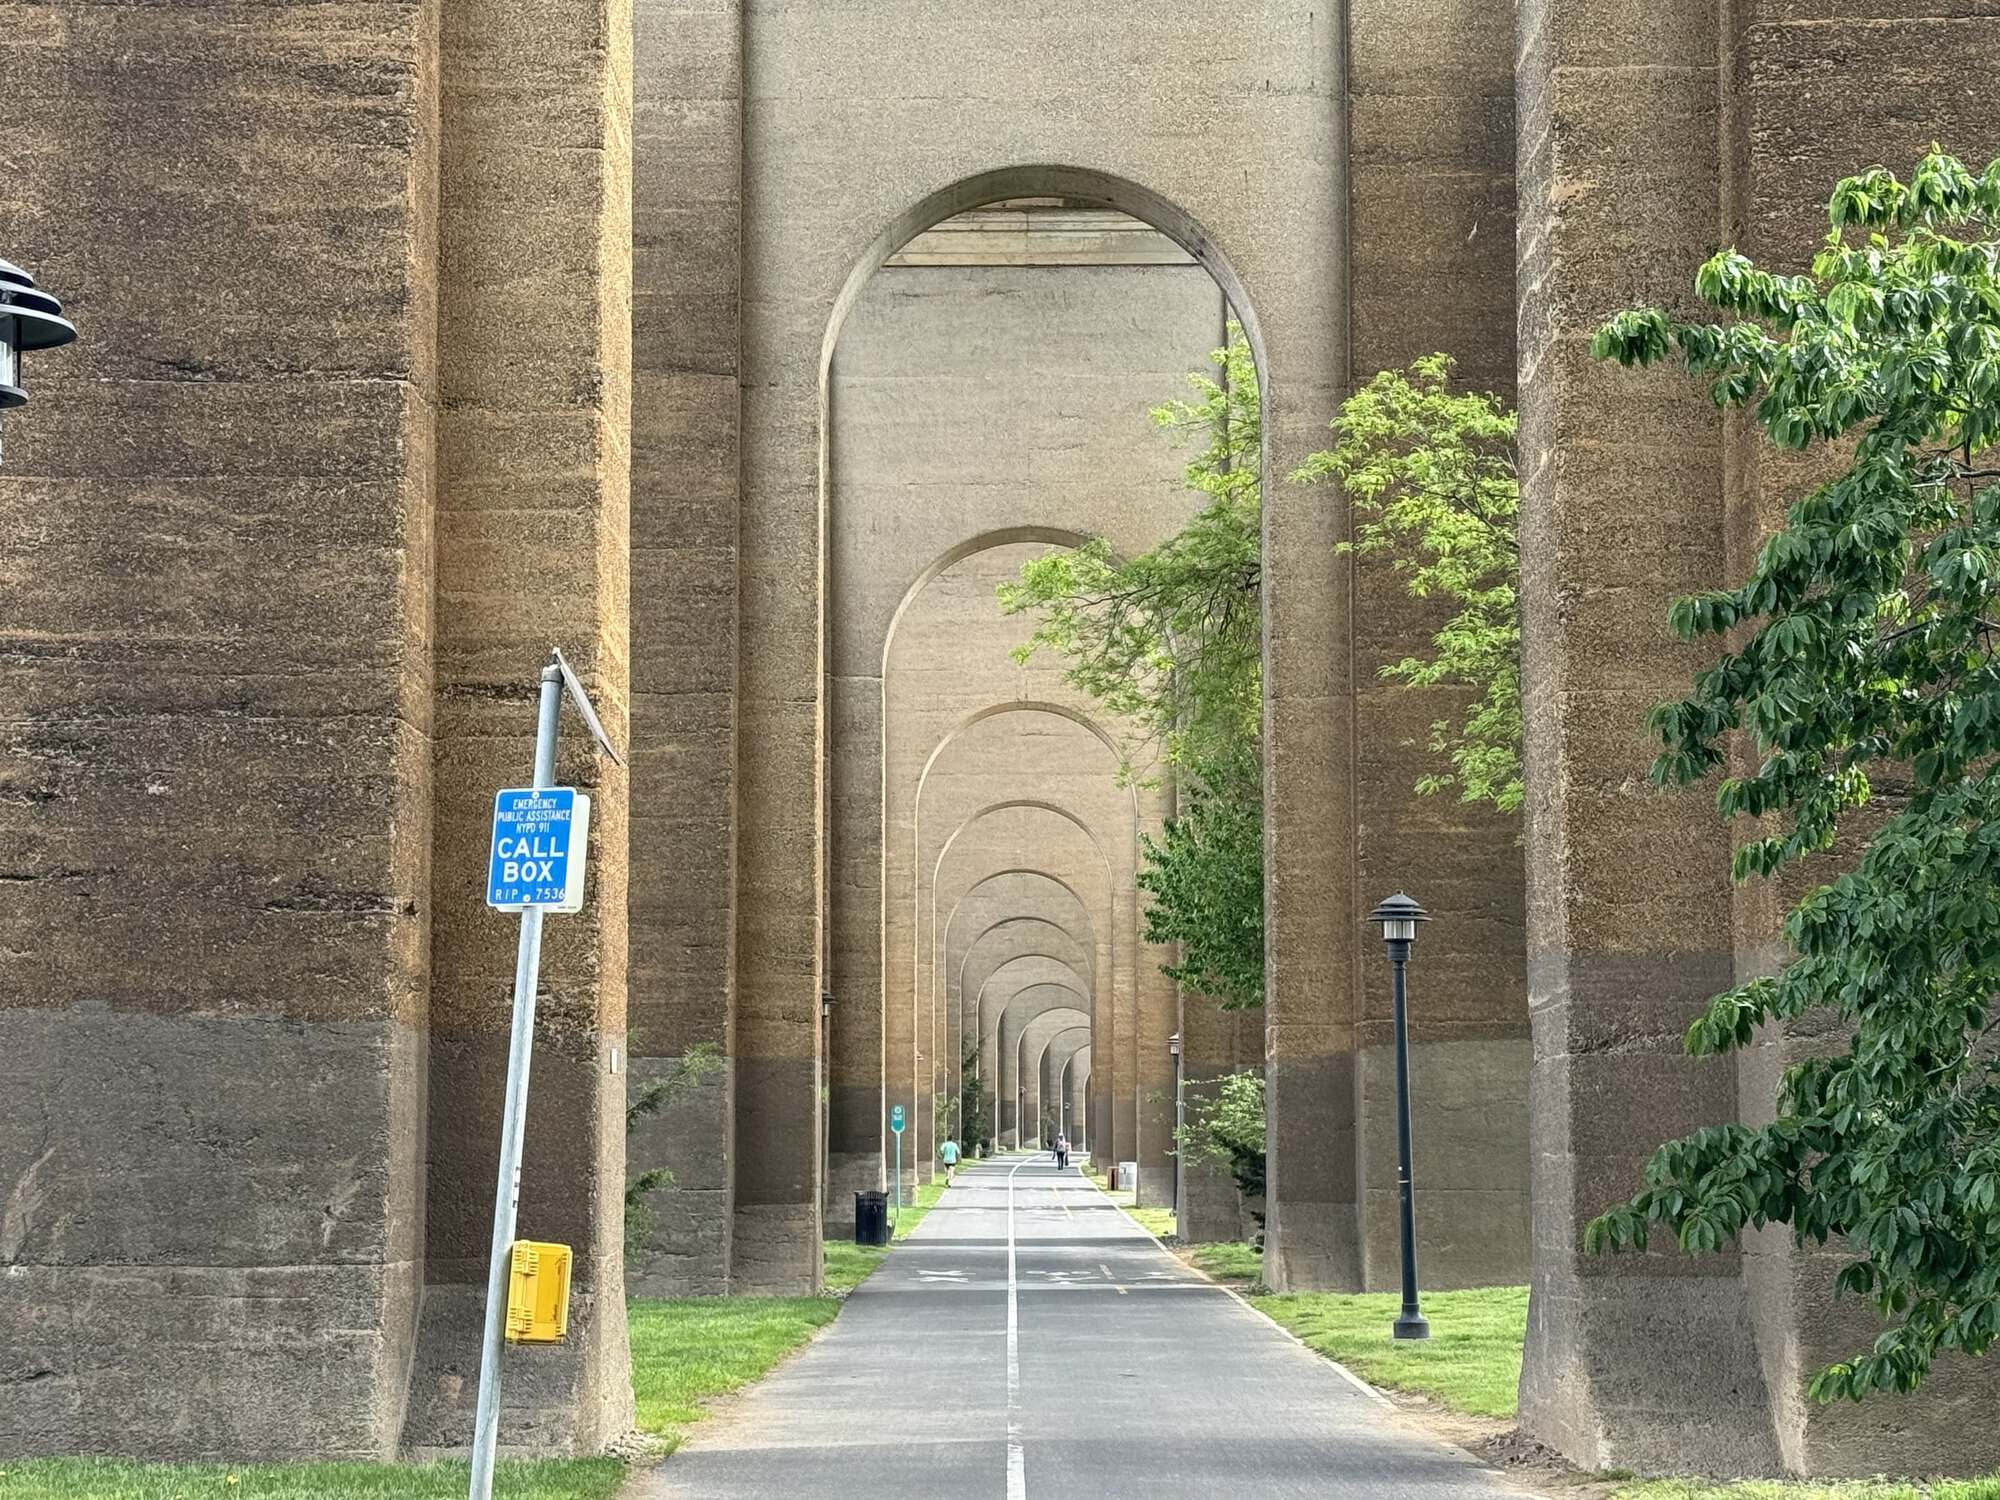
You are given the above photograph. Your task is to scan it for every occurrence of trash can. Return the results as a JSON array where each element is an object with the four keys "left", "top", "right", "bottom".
[{"left": 853, "top": 1190, "right": 890, "bottom": 1247}]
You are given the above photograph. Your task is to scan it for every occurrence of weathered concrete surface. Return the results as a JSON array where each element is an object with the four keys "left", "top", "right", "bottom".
[
  {"left": 402, "top": 0, "right": 636, "bottom": 1453},
  {"left": 626, "top": 0, "right": 743, "bottom": 1296},
  {"left": 0, "top": 0, "right": 440, "bottom": 1459}
]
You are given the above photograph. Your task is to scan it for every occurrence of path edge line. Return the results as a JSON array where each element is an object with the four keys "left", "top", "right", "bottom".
[{"left": 1077, "top": 1163, "right": 1392, "bottom": 1409}]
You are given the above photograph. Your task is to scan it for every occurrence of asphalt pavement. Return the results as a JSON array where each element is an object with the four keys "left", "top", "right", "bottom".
[{"left": 635, "top": 1153, "right": 1528, "bottom": 1499}]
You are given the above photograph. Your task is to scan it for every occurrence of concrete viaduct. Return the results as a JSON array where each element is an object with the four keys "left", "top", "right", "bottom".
[{"left": 3, "top": 0, "right": 2000, "bottom": 1484}]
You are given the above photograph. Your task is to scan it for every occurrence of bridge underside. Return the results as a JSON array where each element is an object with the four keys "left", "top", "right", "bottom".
[{"left": 4, "top": 0, "right": 2000, "bottom": 1480}]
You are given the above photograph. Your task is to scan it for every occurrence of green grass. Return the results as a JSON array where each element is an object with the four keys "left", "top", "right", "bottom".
[
  {"left": 627, "top": 1294, "right": 841, "bottom": 1443},
  {"left": 890, "top": 1177, "right": 950, "bottom": 1237},
  {"left": 1124, "top": 1204, "right": 1177, "bottom": 1240},
  {"left": 823, "top": 1238, "right": 887, "bottom": 1294},
  {"left": 1187, "top": 1240, "right": 1263, "bottom": 1284},
  {"left": 0, "top": 1459, "right": 625, "bottom": 1500},
  {"left": 1250, "top": 1285, "right": 1529, "bottom": 1419},
  {"left": 1612, "top": 1482, "right": 2000, "bottom": 1499}
]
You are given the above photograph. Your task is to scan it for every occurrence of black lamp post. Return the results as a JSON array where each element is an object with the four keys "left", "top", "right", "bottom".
[
  {"left": 0, "top": 258, "right": 78, "bottom": 465},
  {"left": 1167, "top": 1031, "right": 1183, "bottom": 1212},
  {"left": 1367, "top": 892, "right": 1430, "bottom": 1341}
]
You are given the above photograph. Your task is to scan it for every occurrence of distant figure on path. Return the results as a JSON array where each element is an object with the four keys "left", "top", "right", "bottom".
[
  {"left": 939, "top": 1137, "right": 959, "bottom": 1185},
  {"left": 1055, "top": 1134, "right": 1070, "bottom": 1170}
]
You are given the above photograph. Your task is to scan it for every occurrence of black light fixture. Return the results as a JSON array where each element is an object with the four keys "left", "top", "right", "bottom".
[
  {"left": 820, "top": 980, "right": 834, "bottom": 1023},
  {"left": 0, "top": 258, "right": 77, "bottom": 464},
  {"left": 1367, "top": 891, "right": 1430, "bottom": 1341}
]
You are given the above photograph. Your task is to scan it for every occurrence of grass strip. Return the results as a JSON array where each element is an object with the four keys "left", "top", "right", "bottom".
[
  {"left": 628, "top": 1295, "right": 841, "bottom": 1445},
  {"left": 0, "top": 1459, "right": 625, "bottom": 1500},
  {"left": 1250, "top": 1285, "right": 1529, "bottom": 1419},
  {"left": 1610, "top": 1483, "right": 2000, "bottom": 1499},
  {"left": 1186, "top": 1240, "right": 1262, "bottom": 1285}
]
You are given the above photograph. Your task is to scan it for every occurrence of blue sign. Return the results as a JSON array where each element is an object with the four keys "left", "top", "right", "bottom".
[
  {"left": 486, "top": 787, "right": 590, "bottom": 911},
  {"left": 890, "top": 1105, "right": 905, "bottom": 1135}
]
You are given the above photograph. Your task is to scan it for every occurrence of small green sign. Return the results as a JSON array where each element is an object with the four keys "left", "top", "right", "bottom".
[{"left": 890, "top": 1104, "right": 905, "bottom": 1135}]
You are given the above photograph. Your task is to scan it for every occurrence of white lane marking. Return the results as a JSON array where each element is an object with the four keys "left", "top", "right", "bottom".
[{"left": 1005, "top": 1152, "right": 1042, "bottom": 1500}]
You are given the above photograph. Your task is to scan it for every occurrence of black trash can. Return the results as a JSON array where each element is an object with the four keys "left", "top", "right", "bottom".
[{"left": 854, "top": 1190, "right": 890, "bottom": 1246}]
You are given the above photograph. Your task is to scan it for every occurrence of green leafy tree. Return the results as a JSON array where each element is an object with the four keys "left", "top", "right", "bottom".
[
  {"left": 1138, "top": 743, "right": 1264, "bottom": 1009},
  {"left": 1294, "top": 356, "right": 1522, "bottom": 813},
  {"left": 960, "top": 1040, "right": 992, "bottom": 1150},
  {"left": 625, "top": 1039, "right": 725, "bottom": 1252},
  {"left": 1175, "top": 1069, "right": 1267, "bottom": 1220},
  {"left": 1586, "top": 149, "right": 2000, "bottom": 1401},
  {"left": 1002, "top": 327, "right": 1266, "bottom": 1008},
  {"left": 999, "top": 325, "right": 1261, "bottom": 776}
]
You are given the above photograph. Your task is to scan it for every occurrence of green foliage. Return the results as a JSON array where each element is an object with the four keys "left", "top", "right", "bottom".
[
  {"left": 1294, "top": 355, "right": 1522, "bottom": 812},
  {"left": 625, "top": 1040, "right": 726, "bottom": 1250},
  {"left": 1251, "top": 1286, "right": 1529, "bottom": 1419},
  {"left": 1002, "top": 326, "right": 1267, "bottom": 1009},
  {"left": 1138, "top": 743, "right": 1264, "bottom": 1009},
  {"left": 1176, "top": 1069, "right": 1267, "bottom": 1208},
  {"left": 0, "top": 1460, "right": 627, "bottom": 1500},
  {"left": 1187, "top": 1240, "right": 1264, "bottom": 1284},
  {"left": 960, "top": 1039, "right": 991, "bottom": 1147},
  {"left": 999, "top": 324, "right": 1261, "bottom": 777},
  {"left": 1585, "top": 150, "right": 2000, "bottom": 1402}
]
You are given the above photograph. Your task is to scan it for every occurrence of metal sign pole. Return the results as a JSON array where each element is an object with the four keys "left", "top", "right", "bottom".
[{"left": 467, "top": 662, "right": 563, "bottom": 1500}]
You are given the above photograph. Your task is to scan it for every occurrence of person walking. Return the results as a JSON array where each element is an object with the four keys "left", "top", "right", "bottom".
[
  {"left": 939, "top": 1136, "right": 959, "bottom": 1185},
  {"left": 1055, "top": 1133, "right": 1070, "bottom": 1170}
]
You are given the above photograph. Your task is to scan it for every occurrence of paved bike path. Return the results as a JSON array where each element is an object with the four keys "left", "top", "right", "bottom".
[{"left": 636, "top": 1154, "right": 1526, "bottom": 1499}]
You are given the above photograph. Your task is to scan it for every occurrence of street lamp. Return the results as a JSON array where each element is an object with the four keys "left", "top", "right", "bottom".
[
  {"left": 0, "top": 258, "right": 78, "bottom": 465},
  {"left": 1167, "top": 1031, "right": 1183, "bottom": 1213},
  {"left": 1367, "top": 892, "right": 1430, "bottom": 1341}
]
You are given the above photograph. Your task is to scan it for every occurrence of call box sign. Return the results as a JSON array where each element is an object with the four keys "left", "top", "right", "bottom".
[{"left": 486, "top": 787, "right": 590, "bottom": 912}]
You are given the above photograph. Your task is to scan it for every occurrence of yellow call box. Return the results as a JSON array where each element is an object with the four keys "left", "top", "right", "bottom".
[{"left": 505, "top": 1240, "right": 573, "bottom": 1344}]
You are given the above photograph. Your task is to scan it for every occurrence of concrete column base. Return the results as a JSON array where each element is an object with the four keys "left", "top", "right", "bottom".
[
  {"left": 728, "top": 1202, "right": 821, "bottom": 1295},
  {"left": 1134, "top": 1165, "right": 1175, "bottom": 1211},
  {"left": 1264, "top": 1199, "right": 1362, "bottom": 1293},
  {"left": 399, "top": 1281, "right": 633, "bottom": 1458}
]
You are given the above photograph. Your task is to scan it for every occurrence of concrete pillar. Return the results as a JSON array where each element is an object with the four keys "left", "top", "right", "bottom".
[
  {"left": 1345, "top": 0, "right": 1528, "bottom": 1295},
  {"left": 1242, "top": 10, "right": 1356, "bottom": 1293},
  {"left": 404, "top": 0, "right": 636, "bottom": 1451},
  {"left": 627, "top": 0, "right": 743, "bottom": 1298},
  {"left": 1134, "top": 782, "right": 1179, "bottom": 1206},
  {"left": 1513, "top": 0, "right": 1776, "bottom": 1472},
  {"left": 1179, "top": 990, "right": 1253, "bottom": 1244},
  {"left": 1111, "top": 886, "right": 1139, "bottom": 1167},
  {"left": 0, "top": 0, "right": 440, "bottom": 1459},
  {"left": 825, "top": 683, "right": 884, "bottom": 1233},
  {"left": 1716, "top": 9, "right": 2000, "bottom": 1479}
]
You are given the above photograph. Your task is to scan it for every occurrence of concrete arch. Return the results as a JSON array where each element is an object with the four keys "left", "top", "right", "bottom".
[
  {"left": 929, "top": 796, "right": 1117, "bottom": 891},
  {"left": 926, "top": 807, "right": 1117, "bottom": 1168},
  {"left": 1008, "top": 1000, "right": 1092, "bottom": 1146},
  {"left": 1037, "top": 1023, "right": 1094, "bottom": 1144},
  {"left": 882, "top": 530, "right": 1094, "bottom": 672},
  {"left": 915, "top": 700, "right": 1129, "bottom": 808},
  {"left": 1065, "top": 1047, "right": 1095, "bottom": 1149},
  {"left": 819, "top": 166, "right": 1271, "bottom": 400}
]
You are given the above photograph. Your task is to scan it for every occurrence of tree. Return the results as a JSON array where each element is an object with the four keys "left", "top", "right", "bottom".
[
  {"left": 1138, "top": 742, "right": 1264, "bottom": 1009},
  {"left": 960, "top": 1040, "right": 992, "bottom": 1149},
  {"left": 1001, "top": 327, "right": 1266, "bottom": 1008},
  {"left": 999, "top": 324, "right": 1261, "bottom": 777},
  {"left": 1175, "top": 1069, "right": 1266, "bottom": 1223},
  {"left": 1585, "top": 149, "right": 2000, "bottom": 1401},
  {"left": 1293, "top": 356, "right": 1522, "bottom": 813},
  {"left": 625, "top": 1039, "right": 725, "bottom": 1252}
]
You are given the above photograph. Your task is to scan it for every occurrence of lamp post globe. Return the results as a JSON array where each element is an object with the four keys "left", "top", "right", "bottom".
[
  {"left": 1367, "top": 891, "right": 1431, "bottom": 1341},
  {"left": 0, "top": 257, "right": 79, "bottom": 463}
]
